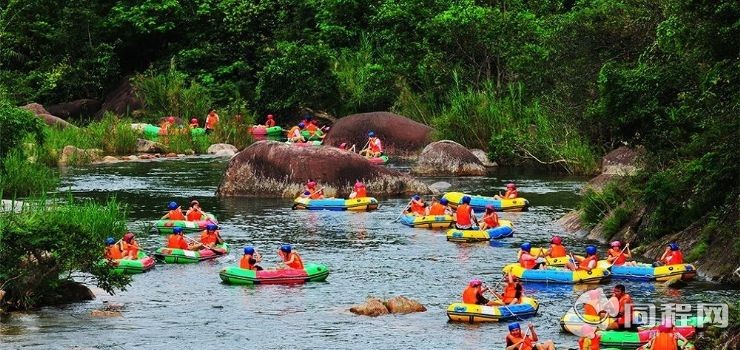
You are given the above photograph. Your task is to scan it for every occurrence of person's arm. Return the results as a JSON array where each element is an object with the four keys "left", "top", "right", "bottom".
[
  {"left": 659, "top": 247, "right": 670, "bottom": 262},
  {"left": 675, "top": 330, "right": 688, "bottom": 343},
  {"left": 528, "top": 323, "right": 538, "bottom": 341},
  {"left": 161, "top": 213, "right": 169, "bottom": 220}
]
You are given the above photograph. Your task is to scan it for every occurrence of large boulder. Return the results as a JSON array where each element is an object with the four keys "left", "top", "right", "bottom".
[
  {"left": 59, "top": 145, "right": 103, "bottom": 165},
  {"left": 216, "top": 141, "right": 430, "bottom": 198},
  {"left": 586, "top": 146, "right": 643, "bottom": 192},
  {"left": 383, "top": 296, "right": 426, "bottom": 314},
  {"left": 207, "top": 143, "right": 238, "bottom": 157},
  {"left": 97, "top": 76, "right": 142, "bottom": 117},
  {"left": 349, "top": 298, "right": 389, "bottom": 317},
  {"left": 412, "top": 140, "right": 486, "bottom": 176},
  {"left": 20, "top": 103, "right": 75, "bottom": 129},
  {"left": 46, "top": 99, "right": 102, "bottom": 121},
  {"left": 323, "top": 112, "right": 433, "bottom": 155},
  {"left": 135, "top": 138, "right": 165, "bottom": 153}
]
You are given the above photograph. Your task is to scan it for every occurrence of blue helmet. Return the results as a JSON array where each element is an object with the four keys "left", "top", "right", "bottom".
[
  {"left": 462, "top": 196, "right": 471, "bottom": 204},
  {"left": 413, "top": 195, "right": 420, "bottom": 201},
  {"left": 173, "top": 227, "right": 183, "bottom": 234},
  {"left": 508, "top": 322, "right": 521, "bottom": 331},
  {"left": 206, "top": 223, "right": 218, "bottom": 231},
  {"left": 298, "top": 122, "right": 305, "bottom": 128},
  {"left": 168, "top": 201, "right": 178, "bottom": 210},
  {"left": 440, "top": 198, "right": 448, "bottom": 205},
  {"left": 105, "top": 237, "right": 115, "bottom": 245},
  {"left": 520, "top": 242, "right": 531, "bottom": 252},
  {"left": 243, "top": 246, "right": 255, "bottom": 255},
  {"left": 280, "top": 244, "right": 292, "bottom": 253},
  {"left": 305, "top": 115, "right": 313, "bottom": 121},
  {"left": 669, "top": 243, "right": 679, "bottom": 251},
  {"left": 368, "top": 131, "right": 375, "bottom": 137},
  {"left": 586, "top": 245, "right": 597, "bottom": 255}
]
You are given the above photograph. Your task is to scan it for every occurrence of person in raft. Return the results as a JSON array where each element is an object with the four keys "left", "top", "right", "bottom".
[
  {"left": 360, "top": 131, "right": 383, "bottom": 158},
  {"left": 405, "top": 195, "right": 426, "bottom": 216},
  {"left": 167, "top": 227, "right": 201, "bottom": 250},
  {"left": 287, "top": 122, "right": 306, "bottom": 143},
  {"left": 426, "top": 197, "right": 452, "bottom": 215},
  {"left": 578, "top": 324, "right": 601, "bottom": 350},
  {"left": 462, "top": 279, "right": 496, "bottom": 306},
  {"left": 567, "top": 245, "right": 599, "bottom": 272},
  {"left": 189, "top": 118, "right": 199, "bottom": 128},
  {"left": 300, "top": 180, "right": 324, "bottom": 199},
  {"left": 200, "top": 223, "right": 224, "bottom": 248},
  {"left": 479, "top": 204, "right": 500, "bottom": 229},
  {"left": 642, "top": 319, "right": 689, "bottom": 350},
  {"left": 277, "top": 244, "right": 304, "bottom": 269},
  {"left": 349, "top": 180, "right": 367, "bottom": 198},
  {"left": 493, "top": 273, "right": 524, "bottom": 305},
  {"left": 186, "top": 200, "right": 206, "bottom": 221},
  {"left": 656, "top": 242, "right": 684, "bottom": 266},
  {"left": 454, "top": 195, "right": 478, "bottom": 229},
  {"left": 518, "top": 242, "right": 545, "bottom": 270},
  {"left": 162, "top": 201, "right": 186, "bottom": 221},
  {"left": 543, "top": 235, "right": 568, "bottom": 259},
  {"left": 607, "top": 240, "right": 637, "bottom": 266},
  {"left": 505, "top": 322, "right": 556, "bottom": 350},
  {"left": 494, "top": 182, "right": 519, "bottom": 200},
  {"left": 205, "top": 109, "right": 219, "bottom": 134},
  {"left": 602, "top": 284, "right": 635, "bottom": 330},
  {"left": 265, "top": 114, "right": 276, "bottom": 127},
  {"left": 240, "top": 246, "right": 263, "bottom": 271},
  {"left": 104, "top": 237, "right": 124, "bottom": 260},
  {"left": 121, "top": 232, "right": 140, "bottom": 260}
]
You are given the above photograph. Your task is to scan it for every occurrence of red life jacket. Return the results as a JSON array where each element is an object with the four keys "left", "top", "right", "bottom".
[
  {"left": 285, "top": 252, "right": 304, "bottom": 269},
  {"left": 462, "top": 286, "right": 480, "bottom": 304},
  {"left": 167, "top": 235, "right": 189, "bottom": 249},
  {"left": 369, "top": 138, "right": 382, "bottom": 153},
  {"left": 616, "top": 294, "right": 633, "bottom": 325},
  {"left": 550, "top": 244, "right": 567, "bottom": 258},
  {"left": 186, "top": 209, "right": 203, "bottom": 221},
  {"left": 579, "top": 255, "right": 598, "bottom": 270},
  {"left": 456, "top": 204, "right": 472, "bottom": 226},
  {"left": 519, "top": 252, "right": 537, "bottom": 269},
  {"left": 505, "top": 189, "right": 519, "bottom": 199},
  {"left": 428, "top": 203, "right": 446, "bottom": 215},
  {"left": 501, "top": 282, "right": 519, "bottom": 303},
  {"left": 483, "top": 213, "right": 499, "bottom": 227},
  {"left": 200, "top": 231, "right": 218, "bottom": 245},
  {"left": 666, "top": 251, "right": 684, "bottom": 264},
  {"left": 167, "top": 210, "right": 186, "bottom": 221},
  {"left": 651, "top": 332, "right": 678, "bottom": 350},
  {"left": 355, "top": 187, "right": 367, "bottom": 197},
  {"left": 105, "top": 245, "right": 123, "bottom": 260},
  {"left": 609, "top": 247, "right": 627, "bottom": 265},
  {"left": 506, "top": 334, "right": 533, "bottom": 350},
  {"left": 265, "top": 119, "right": 275, "bottom": 127},
  {"left": 410, "top": 201, "right": 425, "bottom": 215},
  {"left": 240, "top": 254, "right": 256, "bottom": 270},
  {"left": 578, "top": 335, "right": 601, "bottom": 350}
]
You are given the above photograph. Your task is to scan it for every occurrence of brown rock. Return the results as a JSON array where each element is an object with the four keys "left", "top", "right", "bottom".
[
  {"left": 91, "top": 310, "right": 121, "bottom": 317},
  {"left": 59, "top": 146, "right": 103, "bottom": 165},
  {"left": 349, "top": 298, "right": 389, "bottom": 317},
  {"left": 323, "top": 112, "right": 433, "bottom": 155},
  {"left": 138, "top": 154, "right": 154, "bottom": 160},
  {"left": 165, "top": 153, "right": 177, "bottom": 158},
  {"left": 100, "top": 156, "right": 119, "bottom": 163},
  {"left": 600, "top": 146, "right": 642, "bottom": 175},
  {"left": 97, "top": 76, "right": 143, "bottom": 117},
  {"left": 216, "top": 140, "right": 430, "bottom": 198},
  {"left": 21, "top": 103, "right": 75, "bottom": 129},
  {"left": 135, "top": 138, "right": 165, "bottom": 153},
  {"left": 46, "top": 99, "right": 101, "bottom": 121},
  {"left": 557, "top": 210, "right": 586, "bottom": 236},
  {"left": 383, "top": 296, "right": 427, "bottom": 314},
  {"left": 412, "top": 140, "right": 486, "bottom": 176}
]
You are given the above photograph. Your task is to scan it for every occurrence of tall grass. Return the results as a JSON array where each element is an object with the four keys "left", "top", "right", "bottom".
[
  {"left": 43, "top": 113, "right": 138, "bottom": 158},
  {"left": 0, "top": 149, "right": 59, "bottom": 197}
]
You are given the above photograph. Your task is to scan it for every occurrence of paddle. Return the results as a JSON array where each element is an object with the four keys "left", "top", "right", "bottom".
[
  {"left": 518, "top": 325, "right": 532, "bottom": 350},
  {"left": 395, "top": 200, "right": 413, "bottom": 222},
  {"left": 485, "top": 282, "right": 523, "bottom": 321},
  {"left": 183, "top": 234, "right": 222, "bottom": 255},
  {"left": 604, "top": 243, "right": 630, "bottom": 269}
]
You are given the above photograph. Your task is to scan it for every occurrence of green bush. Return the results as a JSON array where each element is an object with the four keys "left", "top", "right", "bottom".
[
  {"left": 0, "top": 96, "right": 46, "bottom": 158},
  {"left": 0, "top": 150, "right": 59, "bottom": 197},
  {"left": 43, "top": 114, "right": 139, "bottom": 158},
  {"left": 579, "top": 180, "right": 637, "bottom": 228},
  {"left": 0, "top": 197, "right": 131, "bottom": 310}
]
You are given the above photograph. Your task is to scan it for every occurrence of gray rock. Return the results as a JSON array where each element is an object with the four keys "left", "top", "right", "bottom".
[
  {"left": 412, "top": 140, "right": 486, "bottom": 176},
  {"left": 135, "top": 138, "right": 165, "bottom": 153}
]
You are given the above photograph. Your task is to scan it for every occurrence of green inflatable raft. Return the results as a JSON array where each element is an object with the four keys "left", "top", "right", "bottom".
[
  {"left": 219, "top": 263, "right": 330, "bottom": 285},
  {"left": 154, "top": 243, "right": 229, "bottom": 264},
  {"left": 142, "top": 124, "right": 206, "bottom": 140}
]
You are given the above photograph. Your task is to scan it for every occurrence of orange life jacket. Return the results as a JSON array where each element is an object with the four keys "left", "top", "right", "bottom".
[
  {"left": 285, "top": 252, "right": 304, "bottom": 269},
  {"left": 167, "top": 210, "right": 186, "bottom": 221},
  {"left": 483, "top": 212, "right": 499, "bottom": 228},
  {"left": 186, "top": 209, "right": 204, "bottom": 221},
  {"left": 462, "top": 286, "right": 480, "bottom": 304},
  {"left": 410, "top": 201, "right": 425, "bottom": 215},
  {"left": 579, "top": 255, "right": 598, "bottom": 270},
  {"left": 456, "top": 204, "right": 473, "bottom": 226},
  {"left": 167, "top": 235, "right": 188, "bottom": 249},
  {"left": 578, "top": 335, "right": 601, "bottom": 350},
  {"left": 369, "top": 138, "right": 382, "bottom": 153},
  {"left": 200, "top": 231, "right": 218, "bottom": 246},
  {"left": 550, "top": 243, "right": 567, "bottom": 258},
  {"left": 309, "top": 190, "right": 323, "bottom": 199},
  {"left": 666, "top": 251, "right": 684, "bottom": 265},
  {"left": 506, "top": 334, "right": 533, "bottom": 350},
  {"left": 205, "top": 113, "right": 219, "bottom": 129},
  {"left": 504, "top": 189, "right": 519, "bottom": 199},
  {"left": 651, "top": 332, "right": 678, "bottom": 350},
  {"left": 584, "top": 303, "right": 598, "bottom": 316},
  {"left": 501, "top": 282, "right": 519, "bottom": 303},
  {"left": 105, "top": 245, "right": 123, "bottom": 260},
  {"left": 240, "top": 254, "right": 256, "bottom": 270},
  {"left": 265, "top": 119, "right": 275, "bottom": 127},
  {"left": 306, "top": 123, "right": 318, "bottom": 135},
  {"left": 609, "top": 247, "right": 627, "bottom": 265},
  {"left": 616, "top": 294, "right": 633, "bottom": 325},
  {"left": 519, "top": 252, "right": 537, "bottom": 269},
  {"left": 355, "top": 187, "right": 367, "bottom": 198},
  {"left": 123, "top": 241, "right": 139, "bottom": 259},
  {"left": 428, "top": 203, "right": 446, "bottom": 215}
]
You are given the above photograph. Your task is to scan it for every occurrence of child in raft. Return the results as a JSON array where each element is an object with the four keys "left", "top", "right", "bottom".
[
  {"left": 264, "top": 114, "right": 276, "bottom": 127},
  {"left": 404, "top": 195, "right": 426, "bottom": 216},
  {"left": 300, "top": 180, "right": 324, "bottom": 199},
  {"left": 277, "top": 244, "right": 304, "bottom": 269},
  {"left": 543, "top": 235, "right": 568, "bottom": 258},
  {"left": 240, "top": 246, "right": 263, "bottom": 271},
  {"left": 505, "top": 322, "right": 555, "bottom": 350},
  {"left": 349, "top": 180, "right": 367, "bottom": 198},
  {"left": 287, "top": 123, "right": 306, "bottom": 143},
  {"left": 494, "top": 182, "right": 519, "bottom": 200},
  {"left": 121, "top": 232, "right": 140, "bottom": 260},
  {"left": 656, "top": 242, "right": 684, "bottom": 266},
  {"left": 607, "top": 241, "right": 638, "bottom": 266},
  {"left": 454, "top": 195, "right": 478, "bottom": 229},
  {"left": 462, "top": 279, "right": 497, "bottom": 306},
  {"left": 104, "top": 237, "right": 124, "bottom": 260},
  {"left": 479, "top": 204, "right": 500, "bottom": 229},
  {"left": 189, "top": 118, "right": 199, "bottom": 128},
  {"left": 567, "top": 246, "right": 599, "bottom": 272},
  {"left": 426, "top": 197, "right": 452, "bottom": 215}
]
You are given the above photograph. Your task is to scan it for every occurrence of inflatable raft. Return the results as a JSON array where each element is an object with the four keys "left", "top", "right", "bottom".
[
  {"left": 287, "top": 140, "right": 322, "bottom": 147},
  {"left": 103, "top": 252, "right": 156, "bottom": 274},
  {"left": 596, "top": 261, "right": 697, "bottom": 281},
  {"left": 600, "top": 327, "right": 696, "bottom": 348},
  {"left": 154, "top": 213, "right": 218, "bottom": 234},
  {"left": 527, "top": 248, "right": 582, "bottom": 267},
  {"left": 292, "top": 197, "right": 378, "bottom": 211},
  {"left": 142, "top": 124, "right": 206, "bottom": 139},
  {"left": 503, "top": 263, "right": 611, "bottom": 284},
  {"left": 445, "top": 220, "right": 514, "bottom": 242},
  {"left": 399, "top": 214, "right": 455, "bottom": 229},
  {"left": 301, "top": 129, "right": 325, "bottom": 141},
  {"left": 250, "top": 125, "right": 283, "bottom": 136},
  {"left": 442, "top": 192, "right": 529, "bottom": 212},
  {"left": 368, "top": 155, "right": 389, "bottom": 165},
  {"left": 446, "top": 297, "right": 539, "bottom": 322},
  {"left": 154, "top": 243, "right": 229, "bottom": 264},
  {"left": 560, "top": 311, "right": 616, "bottom": 334},
  {"left": 219, "top": 263, "right": 330, "bottom": 285}
]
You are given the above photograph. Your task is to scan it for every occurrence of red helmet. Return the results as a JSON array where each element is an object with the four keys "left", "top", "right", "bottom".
[
  {"left": 551, "top": 236, "right": 562, "bottom": 244},
  {"left": 267, "top": 114, "right": 274, "bottom": 119},
  {"left": 506, "top": 183, "right": 516, "bottom": 188},
  {"left": 190, "top": 118, "right": 197, "bottom": 123},
  {"left": 123, "top": 232, "right": 135, "bottom": 243},
  {"left": 610, "top": 241, "right": 621, "bottom": 248},
  {"left": 167, "top": 116, "right": 175, "bottom": 123},
  {"left": 307, "top": 181, "right": 317, "bottom": 188}
]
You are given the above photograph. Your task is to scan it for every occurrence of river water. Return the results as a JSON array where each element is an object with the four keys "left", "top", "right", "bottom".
[{"left": 0, "top": 157, "right": 735, "bottom": 349}]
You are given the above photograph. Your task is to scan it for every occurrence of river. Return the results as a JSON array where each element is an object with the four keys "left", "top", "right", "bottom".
[{"left": 0, "top": 157, "right": 735, "bottom": 349}]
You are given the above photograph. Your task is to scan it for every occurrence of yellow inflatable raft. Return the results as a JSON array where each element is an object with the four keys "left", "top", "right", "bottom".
[
  {"left": 399, "top": 214, "right": 455, "bottom": 229},
  {"left": 447, "top": 297, "right": 539, "bottom": 322},
  {"left": 445, "top": 220, "right": 514, "bottom": 242},
  {"left": 292, "top": 197, "right": 378, "bottom": 211},
  {"left": 442, "top": 192, "right": 529, "bottom": 212},
  {"left": 527, "top": 248, "right": 582, "bottom": 267},
  {"left": 503, "top": 263, "right": 611, "bottom": 284}
]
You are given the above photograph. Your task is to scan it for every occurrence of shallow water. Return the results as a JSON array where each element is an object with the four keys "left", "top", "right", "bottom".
[{"left": 0, "top": 157, "right": 735, "bottom": 349}]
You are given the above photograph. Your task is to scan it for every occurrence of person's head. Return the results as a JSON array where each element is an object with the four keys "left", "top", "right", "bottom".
[
  {"left": 190, "top": 118, "right": 197, "bottom": 124},
  {"left": 190, "top": 200, "right": 200, "bottom": 208},
  {"left": 168, "top": 201, "right": 178, "bottom": 210},
  {"left": 298, "top": 122, "right": 305, "bottom": 129},
  {"left": 551, "top": 236, "right": 562, "bottom": 245},
  {"left": 206, "top": 223, "right": 218, "bottom": 232},
  {"left": 208, "top": 109, "right": 215, "bottom": 113},
  {"left": 485, "top": 204, "right": 494, "bottom": 212},
  {"left": 280, "top": 244, "right": 292, "bottom": 254},
  {"left": 440, "top": 198, "right": 449, "bottom": 206},
  {"left": 267, "top": 114, "right": 273, "bottom": 119},
  {"left": 167, "top": 116, "right": 175, "bottom": 123},
  {"left": 469, "top": 279, "right": 482, "bottom": 287},
  {"left": 612, "top": 284, "right": 626, "bottom": 298},
  {"left": 462, "top": 195, "right": 471, "bottom": 204},
  {"left": 586, "top": 245, "right": 597, "bottom": 256},
  {"left": 243, "top": 246, "right": 255, "bottom": 255},
  {"left": 354, "top": 181, "right": 364, "bottom": 189},
  {"left": 508, "top": 322, "right": 521, "bottom": 334},
  {"left": 413, "top": 195, "right": 420, "bottom": 201},
  {"left": 173, "top": 227, "right": 183, "bottom": 235},
  {"left": 520, "top": 242, "right": 532, "bottom": 252},
  {"left": 305, "top": 115, "right": 313, "bottom": 121},
  {"left": 611, "top": 240, "right": 621, "bottom": 248},
  {"left": 307, "top": 181, "right": 317, "bottom": 188},
  {"left": 105, "top": 237, "right": 115, "bottom": 245},
  {"left": 123, "top": 232, "right": 135, "bottom": 243},
  {"left": 506, "top": 183, "right": 516, "bottom": 189},
  {"left": 368, "top": 131, "right": 375, "bottom": 138},
  {"left": 668, "top": 242, "right": 680, "bottom": 251}
]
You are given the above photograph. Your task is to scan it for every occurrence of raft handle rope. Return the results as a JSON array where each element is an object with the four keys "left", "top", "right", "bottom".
[{"left": 486, "top": 282, "right": 525, "bottom": 321}]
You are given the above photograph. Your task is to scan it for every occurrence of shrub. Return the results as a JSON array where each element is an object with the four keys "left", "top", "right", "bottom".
[
  {"left": 0, "top": 149, "right": 59, "bottom": 197},
  {"left": 0, "top": 96, "right": 45, "bottom": 157}
]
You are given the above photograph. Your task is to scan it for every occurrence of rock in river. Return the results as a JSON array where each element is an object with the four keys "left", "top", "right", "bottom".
[{"left": 412, "top": 140, "right": 486, "bottom": 176}]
